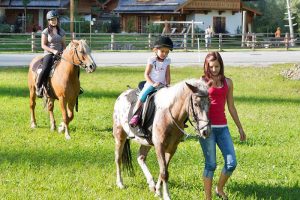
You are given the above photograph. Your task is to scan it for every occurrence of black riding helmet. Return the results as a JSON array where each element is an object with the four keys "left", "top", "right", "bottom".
[
  {"left": 154, "top": 36, "right": 173, "bottom": 51},
  {"left": 46, "top": 10, "right": 59, "bottom": 20}
]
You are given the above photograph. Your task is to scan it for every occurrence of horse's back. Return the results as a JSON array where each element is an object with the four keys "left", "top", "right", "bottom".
[{"left": 29, "top": 55, "right": 44, "bottom": 72}]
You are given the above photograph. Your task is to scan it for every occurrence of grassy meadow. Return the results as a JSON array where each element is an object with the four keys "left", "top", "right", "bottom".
[{"left": 0, "top": 64, "right": 299, "bottom": 199}]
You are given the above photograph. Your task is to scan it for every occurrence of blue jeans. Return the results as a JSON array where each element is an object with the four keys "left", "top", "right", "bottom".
[
  {"left": 139, "top": 84, "right": 156, "bottom": 103},
  {"left": 199, "top": 126, "right": 237, "bottom": 179}
]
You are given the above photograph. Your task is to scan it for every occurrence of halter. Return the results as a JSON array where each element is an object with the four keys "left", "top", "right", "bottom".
[
  {"left": 168, "top": 94, "right": 210, "bottom": 139},
  {"left": 60, "top": 45, "right": 86, "bottom": 68}
]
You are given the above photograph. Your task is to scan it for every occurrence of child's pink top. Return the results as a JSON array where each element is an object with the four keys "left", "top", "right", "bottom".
[{"left": 208, "top": 79, "right": 228, "bottom": 125}]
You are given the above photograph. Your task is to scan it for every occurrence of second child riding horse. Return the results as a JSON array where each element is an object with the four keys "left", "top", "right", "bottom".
[{"left": 28, "top": 39, "right": 96, "bottom": 140}]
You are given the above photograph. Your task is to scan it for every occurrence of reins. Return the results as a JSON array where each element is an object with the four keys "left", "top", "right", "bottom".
[
  {"left": 56, "top": 45, "right": 86, "bottom": 113},
  {"left": 168, "top": 94, "right": 210, "bottom": 140}
]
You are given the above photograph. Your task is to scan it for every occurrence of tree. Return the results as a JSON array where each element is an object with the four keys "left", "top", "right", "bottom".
[
  {"left": 244, "top": 0, "right": 299, "bottom": 34},
  {"left": 22, "top": 0, "right": 31, "bottom": 32}
]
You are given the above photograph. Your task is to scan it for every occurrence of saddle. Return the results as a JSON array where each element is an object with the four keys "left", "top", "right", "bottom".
[
  {"left": 32, "top": 55, "right": 61, "bottom": 99},
  {"left": 128, "top": 81, "right": 157, "bottom": 140}
]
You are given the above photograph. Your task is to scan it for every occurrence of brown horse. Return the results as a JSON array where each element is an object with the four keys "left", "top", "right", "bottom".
[
  {"left": 28, "top": 40, "right": 96, "bottom": 139},
  {"left": 113, "top": 79, "right": 211, "bottom": 200}
]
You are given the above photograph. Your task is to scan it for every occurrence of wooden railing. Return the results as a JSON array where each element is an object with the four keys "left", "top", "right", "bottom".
[{"left": 0, "top": 32, "right": 299, "bottom": 52}]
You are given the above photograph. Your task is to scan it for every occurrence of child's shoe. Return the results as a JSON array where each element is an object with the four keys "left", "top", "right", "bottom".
[{"left": 129, "top": 114, "right": 140, "bottom": 127}]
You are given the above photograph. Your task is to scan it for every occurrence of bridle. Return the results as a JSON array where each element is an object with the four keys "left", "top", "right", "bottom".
[
  {"left": 188, "top": 94, "right": 210, "bottom": 132},
  {"left": 168, "top": 93, "right": 210, "bottom": 139},
  {"left": 60, "top": 44, "right": 87, "bottom": 69}
]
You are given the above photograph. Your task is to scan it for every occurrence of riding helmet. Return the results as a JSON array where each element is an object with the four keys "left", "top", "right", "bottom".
[
  {"left": 46, "top": 10, "right": 59, "bottom": 20},
  {"left": 154, "top": 36, "right": 173, "bottom": 51}
]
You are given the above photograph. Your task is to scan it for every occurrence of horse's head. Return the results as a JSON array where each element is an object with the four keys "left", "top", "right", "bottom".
[
  {"left": 186, "top": 80, "right": 211, "bottom": 138},
  {"left": 67, "top": 40, "right": 96, "bottom": 73}
]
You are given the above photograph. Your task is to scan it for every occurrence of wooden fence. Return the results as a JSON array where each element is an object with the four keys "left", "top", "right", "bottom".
[{"left": 0, "top": 32, "right": 299, "bottom": 52}]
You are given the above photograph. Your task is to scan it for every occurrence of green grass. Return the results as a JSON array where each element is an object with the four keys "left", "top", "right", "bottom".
[{"left": 0, "top": 65, "right": 299, "bottom": 199}]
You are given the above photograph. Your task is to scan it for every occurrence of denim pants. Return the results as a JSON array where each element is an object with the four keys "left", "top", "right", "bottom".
[
  {"left": 139, "top": 83, "right": 156, "bottom": 103},
  {"left": 199, "top": 126, "right": 237, "bottom": 179}
]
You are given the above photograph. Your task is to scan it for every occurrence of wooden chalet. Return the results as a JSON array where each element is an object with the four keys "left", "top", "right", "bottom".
[
  {"left": 0, "top": 0, "right": 106, "bottom": 32},
  {"left": 114, "top": 0, "right": 261, "bottom": 34}
]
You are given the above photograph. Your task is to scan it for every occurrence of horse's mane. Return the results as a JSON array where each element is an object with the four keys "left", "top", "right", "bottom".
[
  {"left": 66, "top": 39, "right": 90, "bottom": 54},
  {"left": 155, "top": 79, "right": 207, "bottom": 109}
]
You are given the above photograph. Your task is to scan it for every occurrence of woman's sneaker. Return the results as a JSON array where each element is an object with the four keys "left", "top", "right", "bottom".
[{"left": 129, "top": 114, "right": 140, "bottom": 127}]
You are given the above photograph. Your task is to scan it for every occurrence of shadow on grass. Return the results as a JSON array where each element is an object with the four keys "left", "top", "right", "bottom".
[
  {"left": 230, "top": 181, "right": 299, "bottom": 199},
  {"left": 235, "top": 96, "right": 300, "bottom": 105},
  {"left": 0, "top": 147, "right": 114, "bottom": 168},
  {"left": 1, "top": 86, "right": 300, "bottom": 105},
  {"left": 0, "top": 86, "right": 121, "bottom": 99}
]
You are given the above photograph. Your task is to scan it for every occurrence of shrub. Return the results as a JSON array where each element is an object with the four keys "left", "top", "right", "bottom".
[{"left": 0, "top": 24, "right": 11, "bottom": 33}]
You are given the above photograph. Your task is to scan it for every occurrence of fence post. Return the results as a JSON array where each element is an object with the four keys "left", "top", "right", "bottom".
[
  {"left": 184, "top": 33, "right": 187, "bottom": 51},
  {"left": 31, "top": 32, "right": 35, "bottom": 52},
  {"left": 111, "top": 33, "right": 115, "bottom": 50},
  {"left": 148, "top": 33, "right": 152, "bottom": 49},
  {"left": 218, "top": 33, "right": 222, "bottom": 51},
  {"left": 251, "top": 33, "right": 256, "bottom": 51},
  {"left": 285, "top": 32, "right": 290, "bottom": 50},
  {"left": 71, "top": 32, "right": 76, "bottom": 40}
]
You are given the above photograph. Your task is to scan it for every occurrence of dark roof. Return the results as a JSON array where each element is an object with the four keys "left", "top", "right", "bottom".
[
  {"left": 114, "top": 0, "right": 186, "bottom": 13},
  {"left": 0, "top": 0, "right": 69, "bottom": 9}
]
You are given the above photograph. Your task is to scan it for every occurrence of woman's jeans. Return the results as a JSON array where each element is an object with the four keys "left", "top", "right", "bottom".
[{"left": 199, "top": 126, "right": 237, "bottom": 179}]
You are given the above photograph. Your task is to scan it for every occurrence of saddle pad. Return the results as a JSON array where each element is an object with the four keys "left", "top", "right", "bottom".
[{"left": 127, "top": 89, "right": 156, "bottom": 139}]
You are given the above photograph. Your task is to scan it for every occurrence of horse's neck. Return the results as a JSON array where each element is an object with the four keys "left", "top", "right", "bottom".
[
  {"left": 170, "top": 88, "right": 191, "bottom": 122},
  {"left": 57, "top": 52, "right": 79, "bottom": 76}
]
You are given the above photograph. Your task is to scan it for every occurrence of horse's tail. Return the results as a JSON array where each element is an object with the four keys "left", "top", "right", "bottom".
[{"left": 122, "top": 139, "right": 135, "bottom": 176}]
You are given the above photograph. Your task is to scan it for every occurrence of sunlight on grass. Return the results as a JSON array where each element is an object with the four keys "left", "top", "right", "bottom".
[{"left": 0, "top": 64, "right": 299, "bottom": 199}]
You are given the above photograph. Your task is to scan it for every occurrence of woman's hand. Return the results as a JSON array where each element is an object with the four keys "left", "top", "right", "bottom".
[
  {"left": 53, "top": 50, "right": 59, "bottom": 55},
  {"left": 239, "top": 128, "right": 246, "bottom": 141}
]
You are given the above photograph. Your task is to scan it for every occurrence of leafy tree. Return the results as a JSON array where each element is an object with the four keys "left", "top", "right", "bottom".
[
  {"left": 244, "top": 0, "right": 299, "bottom": 34},
  {"left": 22, "top": 0, "right": 31, "bottom": 32}
]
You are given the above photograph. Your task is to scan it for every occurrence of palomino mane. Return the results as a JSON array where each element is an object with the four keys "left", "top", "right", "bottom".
[
  {"left": 66, "top": 40, "right": 90, "bottom": 54},
  {"left": 155, "top": 78, "right": 207, "bottom": 109}
]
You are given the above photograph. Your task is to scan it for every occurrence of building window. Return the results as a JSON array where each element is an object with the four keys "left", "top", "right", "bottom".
[
  {"left": 138, "top": 16, "right": 148, "bottom": 33},
  {"left": 213, "top": 16, "right": 226, "bottom": 33}
]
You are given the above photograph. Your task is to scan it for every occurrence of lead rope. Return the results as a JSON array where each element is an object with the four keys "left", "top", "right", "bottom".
[{"left": 168, "top": 108, "right": 192, "bottom": 141}]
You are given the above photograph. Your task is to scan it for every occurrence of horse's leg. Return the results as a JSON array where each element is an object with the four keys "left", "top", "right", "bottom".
[
  {"left": 47, "top": 98, "right": 56, "bottom": 131},
  {"left": 153, "top": 142, "right": 171, "bottom": 200},
  {"left": 67, "top": 98, "right": 76, "bottom": 123},
  {"left": 137, "top": 145, "right": 156, "bottom": 192},
  {"left": 29, "top": 85, "right": 37, "bottom": 128},
  {"left": 58, "top": 97, "right": 70, "bottom": 140},
  {"left": 113, "top": 123, "right": 127, "bottom": 189},
  {"left": 154, "top": 151, "right": 175, "bottom": 199}
]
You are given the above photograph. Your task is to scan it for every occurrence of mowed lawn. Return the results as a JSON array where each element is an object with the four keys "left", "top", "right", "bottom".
[{"left": 0, "top": 64, "right": 299, "bottom": 200}]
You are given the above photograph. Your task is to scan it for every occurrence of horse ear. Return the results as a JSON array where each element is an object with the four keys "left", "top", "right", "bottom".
[{"left": 186, "top": 82, "right": 199, "bottom": 93}]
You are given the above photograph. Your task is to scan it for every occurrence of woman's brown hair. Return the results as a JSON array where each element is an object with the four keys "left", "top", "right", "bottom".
[{"left": 202, "top": 51, "right": 225, "bottom": 83}]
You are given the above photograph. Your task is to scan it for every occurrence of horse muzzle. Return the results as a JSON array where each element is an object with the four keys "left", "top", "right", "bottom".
[
  {"left": 198, "top": 122, "right": 211, "bottom": 139},
  {"left": 85, "top": 63, "right": 96, "bottom": 73}
]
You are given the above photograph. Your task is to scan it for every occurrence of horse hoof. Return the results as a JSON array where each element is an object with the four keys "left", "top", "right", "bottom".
[
  {"left": 65, "top": 135, "right": 71, "bottom": 140},
  {"left": 30, "top": 123, "right": 37, "bottom": 129},
  {"left": 155, "top": 191, "right": 162, "bottom": 198},
  {"left": 50, "top": 125, "right": 56, "bottom": 131},
  {"left": 58, "top": 127, "right": 64, "bottom": 133},
  {"left": 117, "top": 183, "right": 125, "bottom": 189},
  {"left": 149, "top": 185, "right": 156, "bottom": 193}
]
